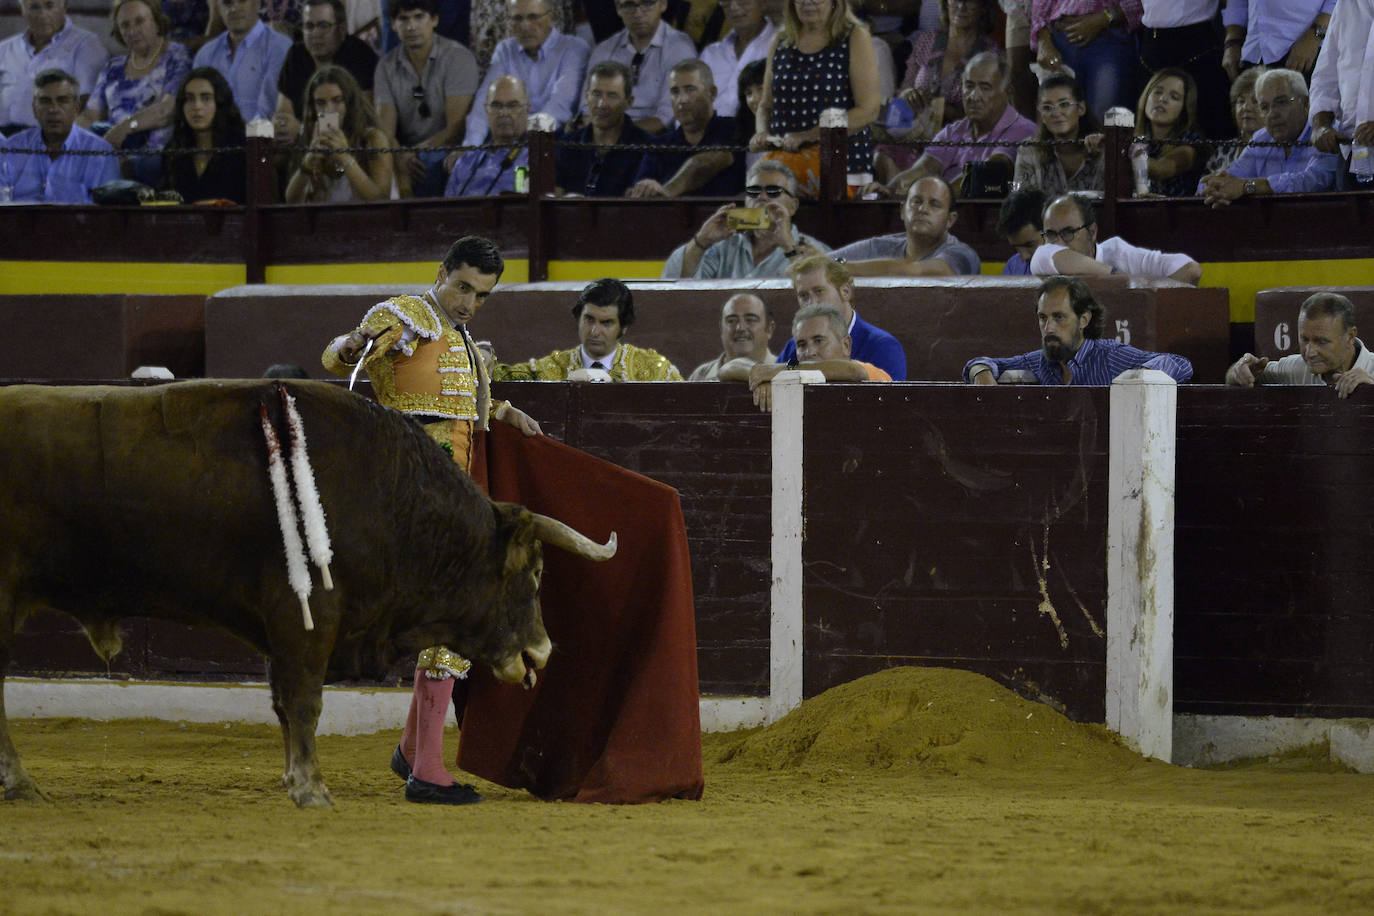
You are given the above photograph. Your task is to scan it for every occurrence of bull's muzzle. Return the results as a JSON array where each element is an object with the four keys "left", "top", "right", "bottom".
[{"left": 494, "top": 633, "right": 553, "bottom": 689}]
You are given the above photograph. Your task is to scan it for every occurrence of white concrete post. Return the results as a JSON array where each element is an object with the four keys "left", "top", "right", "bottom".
[
  {"left": 1106, "top": 368, "right": 1177, "bottom": 761},
  {"left": 767, "top": 370, "right": 826, "bottom": 724}
]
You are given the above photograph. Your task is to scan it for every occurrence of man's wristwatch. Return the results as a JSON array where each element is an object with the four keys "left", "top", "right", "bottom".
[
  {"left": 1242, "top": 179, "right": 1257, "bottom": 196},
  {"left": 128, "top": 118, "right": 140, "bottom": 131},
  {"left": 1313, "top": 23, "right": 1328, "bottom": 40},
  {"left": 1102, "top": 6, "right": 1120, "bottom": 27}
]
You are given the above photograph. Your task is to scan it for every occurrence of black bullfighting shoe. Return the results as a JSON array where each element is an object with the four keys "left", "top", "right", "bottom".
[
  {"left": 390, "top": 745, "right": 412, "bottom": 782},
  {"left": 404, "top": 776, "right": 484, "bottom": 805}
]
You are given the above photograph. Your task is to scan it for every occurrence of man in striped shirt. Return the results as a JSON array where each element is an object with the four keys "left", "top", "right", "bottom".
[{"left": 963, "top": 276, "right": 1193, "bottom": 385}]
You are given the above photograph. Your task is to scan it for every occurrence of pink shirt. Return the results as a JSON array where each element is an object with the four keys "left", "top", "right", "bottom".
[
  {"left": 925, "top": 103, "right": 1039, "bottom": 182},
  {"left": 1031, "top": 0, "right": 1143, "bottom": 45}
]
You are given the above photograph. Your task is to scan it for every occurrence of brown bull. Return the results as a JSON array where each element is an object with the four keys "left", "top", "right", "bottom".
[{"left": 0, "top": 381, "right": 614, "bottom": 807}]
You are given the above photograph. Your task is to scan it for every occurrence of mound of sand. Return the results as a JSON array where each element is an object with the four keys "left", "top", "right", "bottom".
[{"left": 710, "top": 666, "right": 1150, "bottom": 776}]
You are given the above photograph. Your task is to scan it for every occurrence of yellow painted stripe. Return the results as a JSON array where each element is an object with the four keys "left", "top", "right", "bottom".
[
  {"left": 547, "top": 260, "right": 666, "bottom": 282},
  {"left": 0, "top": 261, "right": 246, "bottom": 295},
  {"left": 265, "top": 260, "right": 531, "bottom": 285}
]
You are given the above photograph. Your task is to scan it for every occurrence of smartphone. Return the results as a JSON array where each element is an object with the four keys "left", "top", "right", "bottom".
[
  {"left": 726, "top": 207, "right": 770, "bottom": 231},
  {"left": 318, "top": 111, "right": 340, "bottom": 132}
]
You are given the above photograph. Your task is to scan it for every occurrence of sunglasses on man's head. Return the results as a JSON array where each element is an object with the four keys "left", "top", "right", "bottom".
[
  {"left": 412, "top": 85, "right": 431, "bottom": 119},
  {"left": 745, "top": 185, "right": 792, "bottom": 199}
]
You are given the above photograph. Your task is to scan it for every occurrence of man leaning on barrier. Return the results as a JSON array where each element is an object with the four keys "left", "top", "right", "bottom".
[
  {"left": 689, "top": 293, "right": 776, "bottom": 380},
  {"left": 963, "top": 276, "right": 1194, "bottom": 386},
  {"left": 626, "top": 58, "right": 743, "bottom": 198},
  {"left": 829, "top": 175, "right": 981, "bottom": 277},
  {"left": 1031, "top": 192, "right": 1202, "bottom": 285},
  {"left": 1226, "top": 292, "right": 1374, "bottom": 399},
  {"left": 444, "top": 75, "right": 530, "bottom": 196}
]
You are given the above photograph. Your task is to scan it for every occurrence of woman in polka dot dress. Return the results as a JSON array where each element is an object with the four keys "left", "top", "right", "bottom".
[{"left": 750, "top": 0, "right": 881, "bottom": 185}]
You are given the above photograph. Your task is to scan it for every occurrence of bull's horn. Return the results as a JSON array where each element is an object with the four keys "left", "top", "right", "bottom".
[{"left": 530, "top": 513, "right": 618, "bottom": 561}]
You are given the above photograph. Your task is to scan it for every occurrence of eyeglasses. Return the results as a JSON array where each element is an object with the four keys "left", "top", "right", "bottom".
[
  {"left": 488, "top": 100, "right": 525, "bottom": 111},
  {"left": 412, "top": 84, "right": 431, "bottom": 119},
  {"left": 745, "top": 184, "right": 792, "bottom": 199},
  {"left": 1037, "top": 99, "right": 1077, "bottom": 115},
  {"left": 510, "top": 10, "right": 550, "bottom": 24},
  {"left": 1041, "top": 224, "right": 1088, "bottom": 244},
  {"left": 1257, "top": 95, "right": 1298, "bottom": 115}
]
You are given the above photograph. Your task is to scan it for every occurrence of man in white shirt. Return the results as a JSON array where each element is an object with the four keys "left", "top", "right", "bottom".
[
  {"left": 689, "top": 293, "right": 776, "bottom": 380},
  {"left": 1309, "top": 0, "right": 1374, "bottom": 187},
  {"left": 1226, "top": 292, "right": 1374, "bottom": 397},
  {"left": 584, "top": 0, "right": 696, "bottom": 134},
  {"left": 699, "top": 0, "right": 775, "bottom": 117},
  {"left": 1030, "top": 192, "right": 1202, "bottom": 285},
  {"left": 0, "top": 0, "right": 107, "bottom": 132}
]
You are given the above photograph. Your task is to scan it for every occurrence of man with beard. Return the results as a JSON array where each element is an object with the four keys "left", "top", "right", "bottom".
[
  {"left": 689, "top": 293, "right": 775, "bottom": 380},
  {"left": 1226, "top": 292, "right": 1374, "bottom": 398},
  {"left": 829, "top": 176, "right": 981, "bottom": 277},
  {"left": 963, "top": 276, "right": 1193, "bottom": 386}
]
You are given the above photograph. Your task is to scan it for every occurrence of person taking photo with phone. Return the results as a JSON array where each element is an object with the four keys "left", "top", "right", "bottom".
[{"left": 285, "top": 65, "right": 394, "bottom": 202}]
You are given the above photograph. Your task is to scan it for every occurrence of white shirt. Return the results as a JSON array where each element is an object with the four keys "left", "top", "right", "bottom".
[
  {"left": 0, "top": 20, "right": 109, "bottom": 128},
  {"left": 1031, "top": 236, "right": 1196, "bottom": 278},
  {"left": 1261, "top": 338, "right": 1374, "bottom": 384},
  {"left": 1309, "top": 0, "right": 1374, "bottom": 140},
  {"left": 699, "top": 20, "right": 777, "bottom": 118},
  {"left": 1139, "top": 0, "right": 1219, "bottom": 29},
  {"left": 581, "top": 345, "right": 619, "bottom": 369}
]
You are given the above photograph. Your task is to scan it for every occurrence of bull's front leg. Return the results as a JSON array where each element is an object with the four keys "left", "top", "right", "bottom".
[
  {"left": 0, "top": 674, "right": 42, "bottom": 802},
  {"left": 268, "top": 657, "right": 333, "bottom": 808}
]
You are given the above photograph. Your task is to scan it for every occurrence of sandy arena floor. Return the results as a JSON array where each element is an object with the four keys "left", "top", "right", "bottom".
[{"left": 3, "top": 667, "right": 1371, "bottom": 915}]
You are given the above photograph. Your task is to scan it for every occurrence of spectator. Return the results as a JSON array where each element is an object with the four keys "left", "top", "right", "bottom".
[
  {"left": 775, "top": 254, "right": 907, "bottom": 380},
  {"left": 733, "top": 57, "right": 766, "bottom": 160},
  {"left": 729, "top": 303, "right": 891, "bottom": 410},
  {"left": 1012, "top": 74, "right": 1104, "bottom": 195},
  {"left": 272, "top": 0, "right": 377, "bottom": 143},
  {"left": 1198, "top": 68, "right": 1340, "bottom": 207},
  {"left": 585, "top": 0, "right": 696, "bottom": 134},
  {"left": 464, "top": 0, "right": 590, "bottom": 140},
  {"left": 193, "top": 0, "right": 292, "bottom": 122},
  {"left": 665, "top": 0, "right": 729, "bottom": 47},
  {"left": 1031, "top": 192, "right": 1202, "bottom": 284},
  {"left": 662, "top": 158, "right": 831, "bottom": 278},
  {"left": 750, "top": 0, "right": 880, "bottom": 188},
  {"left": 873, "top": 51, "right": 1036, "bottom": 198},
  {"left": 1309, "top": 0, "right": 1374, "bottom": 187},
  {"left": 263, "top": 362, "right": 311, "bottom": 377},
  {"left": 556, "top": 59, "right": 653, "bottom": 196},
  {"left": 1134, "top": 67, "right": 1203, "bottom": 197},
  {"left": 996, "top": 185, "right": 1047, "bottom": 275},
  {"left": 964, "top": 275, "right": 1193, "bottom": 385},
  {"left": 1033, "top": 0, "right": 1141, "bottom": 120},
  {"left": 1203, "top": 65, "right": 1264, "bottom": 175},
  {"left": 492, "top": 278, "right": 683, "bottom": 380},
  {"left": 880, "top": 0, "right": 999, "bottom": 173},
  {"left": 444, "top": 74, "right": 529, "bottom": 196},
  {"left": 1, "top": 68, "right": 118, "bottom": 202},
  {"left": 1226, "top": 292, "right": 1373, "bottom": 398},
  {"left": 700, "top": 0, "right": 777, "bottom": 118},
  {"left": 1222, "top": 0, "right": 1333, "bottom": 81},
  {"left": 285, "top": 65, "right": 393, "bottom": 201},
  {"left": 626, "top": 58, "right": 743, "bottom": 197},
  {"left": 832, "top": 176, "right": 981, "bottom": 276},
  {"left": 1136, "top": 0, "right": 1231, "bottom": 139},
  {"left": 689, "top": 292, "right": 777, "bottom": 380},
  {"left": 160, "top": 65, "right": 248, "bottom": 202},
  {"left": 0, "top": 0, "right": 108, "bottom": 133},
  {"left": 375, "top": 0, "right": 479, "bottom": 197},
  {"left": 78, "top": 0, "right": 193, "bottom": 161}
]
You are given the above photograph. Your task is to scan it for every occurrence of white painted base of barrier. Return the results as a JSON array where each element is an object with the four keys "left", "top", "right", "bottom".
[
  {"left": 4, "top": 678, "right": 768, "bottom": 736},
  {"left": 1174, "top": 714, "right": 1374, "bottom": 773}
]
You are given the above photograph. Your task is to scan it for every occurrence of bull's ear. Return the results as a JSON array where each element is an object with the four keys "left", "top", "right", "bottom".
[{"left": 494, "top": 503, "right": 538, "bottom": 578}]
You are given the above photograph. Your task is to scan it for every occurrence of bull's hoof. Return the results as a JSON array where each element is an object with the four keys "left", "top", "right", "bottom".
[
  {"left": 286, "top": 781, "right": 334, "bottom": 809},
  {"left": 3, "top": 781, "right": 44, "bottom": 802},
  {"left": 404, "top": 776, "right": 483, "bottom": 805},
  {"left": 389, "top": 745, "right": 412, "bottom": 782}
]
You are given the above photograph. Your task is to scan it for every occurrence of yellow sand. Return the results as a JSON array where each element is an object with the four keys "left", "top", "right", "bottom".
[{"left": 3, "top": 666, "right": 1371, "bottom": 915}]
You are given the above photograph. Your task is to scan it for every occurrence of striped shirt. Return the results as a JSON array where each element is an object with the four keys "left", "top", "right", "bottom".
[{"left": 963, "top": 337, "right": 1193, "bottom": 385}]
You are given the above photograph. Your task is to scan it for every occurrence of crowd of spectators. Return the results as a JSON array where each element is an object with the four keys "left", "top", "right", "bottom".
[{"left": 1, "top": 0, "right": 1371, "bottom": 207}]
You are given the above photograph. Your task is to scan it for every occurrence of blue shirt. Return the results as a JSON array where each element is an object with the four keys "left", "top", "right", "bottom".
[
  {"left": 444, "top": 140, "right": 529, "bottom": 197},
  {"left": 1002, "top": 253, "right": 1032, "bottom": 275},
  {"left": 193, "top": 19, "right": 292, "bottom": 121},
  {"left": 1204, "top": 124, "right": 1341, "bottom": 195},
  {"left": 963, "top": 337, "right": 1193, "bottom": 385},
  {"left": 1, "top": 125, "right": 119, "bottom": 203},
  {"left": 777, "top": 312, "right": 908, "bottom": 381},
  {"left": 465, "top": 30, "right": 590, "bottom": 140}
]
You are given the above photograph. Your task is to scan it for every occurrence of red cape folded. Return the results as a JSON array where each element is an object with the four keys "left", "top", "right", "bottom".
[{"left": 458, "top": 423, "right": 704, "bottom": 803}]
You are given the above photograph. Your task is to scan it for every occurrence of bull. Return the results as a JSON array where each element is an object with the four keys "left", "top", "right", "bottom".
[{"left": 0, "top": 380, "right": 615, "bottom": 807}]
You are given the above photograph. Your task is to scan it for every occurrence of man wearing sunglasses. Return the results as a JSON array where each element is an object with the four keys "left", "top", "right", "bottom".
[
  {"left": 375, "top": 0, "right": 478, "bottom": 196},
  {"left": 663, "top": 159, "right": 831, "bottom": 278},
  {"left": 1030, "top": 192, "right": 1201, "bottom": 285},
  {"left": 585, "top": 0, "right": 695, "bottom": 134}
]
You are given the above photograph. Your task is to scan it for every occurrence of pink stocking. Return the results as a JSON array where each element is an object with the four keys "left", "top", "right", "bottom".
[{"left": 398, "top": 669, "right": 456, "bottom": 786}]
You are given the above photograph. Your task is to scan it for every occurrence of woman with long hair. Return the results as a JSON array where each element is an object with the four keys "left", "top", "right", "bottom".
[
  {"left": 160, "top": 65, "right": 247, "bottom": 203},
  {"left": 749, "top": 0, "right": 881, "bottom": 193},
  {"left": 1134, "top": 66, "right": 1204, "bottom": 197},
  {"left": 285, "top": 66, "right": 393, "bottom": 202},
  {"left": 1012, "top": 74, "right": 1104, "bottom": 195}
]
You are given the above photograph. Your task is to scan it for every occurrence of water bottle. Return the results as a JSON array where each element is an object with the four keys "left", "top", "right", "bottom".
[
  {"left": 1129, "top": 142, "right": 1150, "bottom": 196},
  {"left": 513, "top": 164, "right": 529, "bottom": 193},
  {"left": 1352, "top": 145, "right": 1374, "bottom": 184}
]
